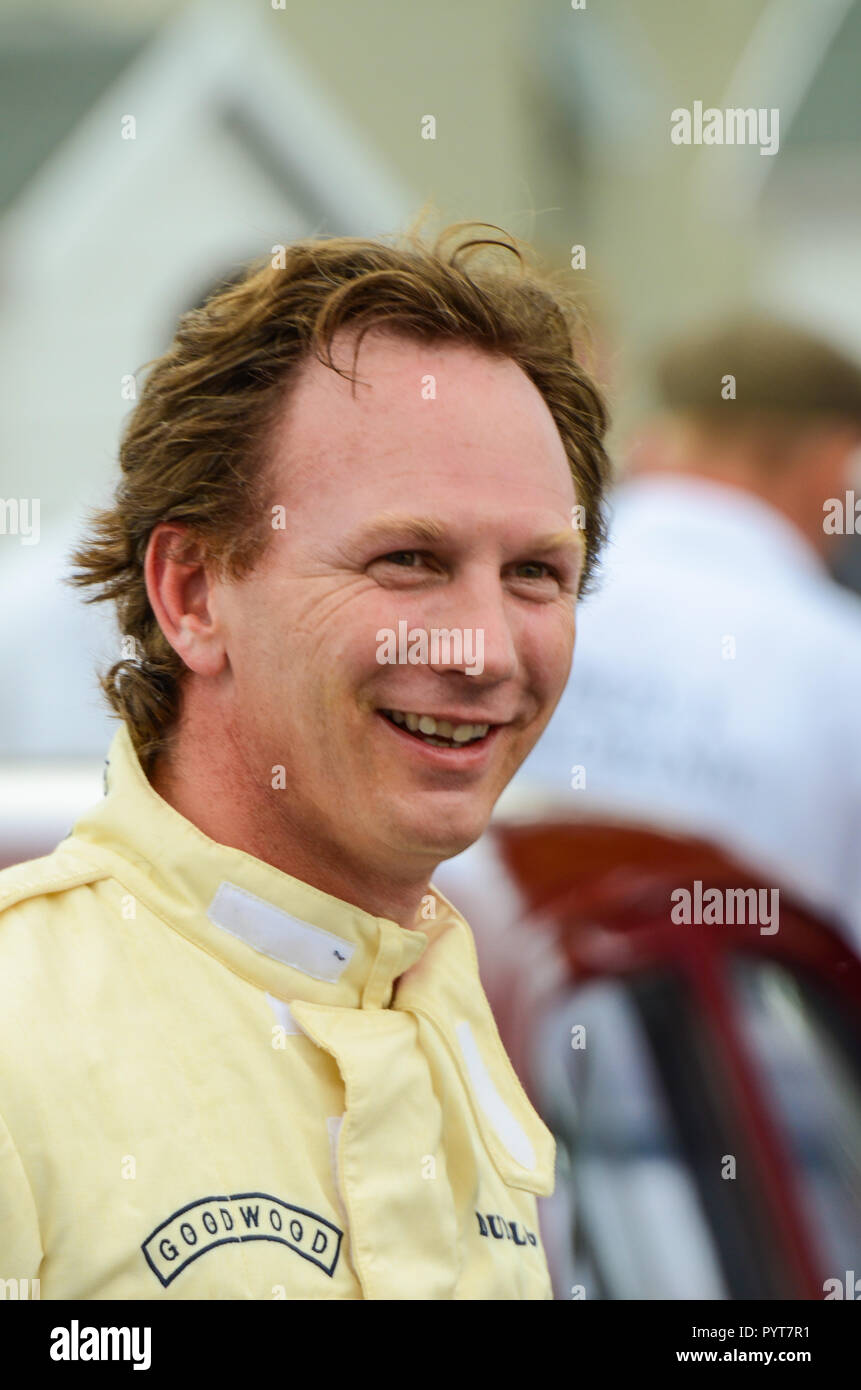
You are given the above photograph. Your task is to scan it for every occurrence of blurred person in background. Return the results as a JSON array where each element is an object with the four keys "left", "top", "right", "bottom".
[{"left": 438, "top": 316, "right": 861, "bottom": 958}]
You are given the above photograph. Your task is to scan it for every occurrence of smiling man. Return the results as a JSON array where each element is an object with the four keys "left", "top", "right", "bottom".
[{"left": 0, "top": 223, "right": 610, "bottom": 1300}]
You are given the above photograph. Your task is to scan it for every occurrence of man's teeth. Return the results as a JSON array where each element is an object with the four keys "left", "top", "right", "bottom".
[{"left": 384, "top": 710, "right": 490, "bottom": 745}]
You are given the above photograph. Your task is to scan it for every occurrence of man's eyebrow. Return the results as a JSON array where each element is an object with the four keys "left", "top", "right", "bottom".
[
  {"left": 349, "top": 514, "right": 449, "bottom": 548},
  {"left": 347, "top": 515, "right": 584, "bottom": 556},
  {"left": 528, "top": 529, "right": 585, "bottom": 558}
]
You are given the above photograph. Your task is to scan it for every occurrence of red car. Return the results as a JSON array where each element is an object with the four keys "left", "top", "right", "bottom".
[{"left": 477, "top": 820, "right": 861, "bottom": 1300}]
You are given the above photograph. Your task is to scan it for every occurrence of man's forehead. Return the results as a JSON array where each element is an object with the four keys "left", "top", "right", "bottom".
[
  {"left": 285, "top": 330, "right": 551, "bottom": 421},
  {"left": 269, "top": 331, "right": 576, "bottom": 511},
  {"left": 273, "top": 337, "right": 491, "bottom": 470}
]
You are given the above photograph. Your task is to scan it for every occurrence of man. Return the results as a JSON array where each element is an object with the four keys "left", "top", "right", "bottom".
[
  {"left": 438, "top": 315, "right": 861, "bottom": 955},
  {"left": 0, "top": 225, "right": 611, "bottom": 1299}
]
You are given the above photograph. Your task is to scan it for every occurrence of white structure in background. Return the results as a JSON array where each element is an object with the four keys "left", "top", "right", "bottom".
[
  {"left": 696, "top": 0, "right": 861, "bottom": 357},
  {"left": 0, "top": 0, "right": 413, "bottom": 776}
]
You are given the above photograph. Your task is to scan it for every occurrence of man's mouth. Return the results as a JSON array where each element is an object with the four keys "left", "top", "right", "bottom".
[{"left": 379, "top": 709, "right": 491, "bottom": 748}]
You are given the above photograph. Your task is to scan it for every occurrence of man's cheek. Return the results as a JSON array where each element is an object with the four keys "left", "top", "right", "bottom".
[{"left": 550, "top": 636, "right": 576, "bottom": 699}]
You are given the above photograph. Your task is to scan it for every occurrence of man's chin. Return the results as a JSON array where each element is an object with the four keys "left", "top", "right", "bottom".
[
  {"left": 389, "top": 811, "right": 491, "bottom": 867},
  {"left": 408, "top": 822, "right": 489, "bottom": 867}
]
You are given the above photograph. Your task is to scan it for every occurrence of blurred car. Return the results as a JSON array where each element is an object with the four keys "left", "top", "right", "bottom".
[{"left": 484, "top": 820, "right": 861, "bottom": 1300}]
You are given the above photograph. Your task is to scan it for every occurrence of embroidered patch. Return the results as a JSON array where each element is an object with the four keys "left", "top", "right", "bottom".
[
  {"left": 475, "top": 1210, "right": 538, "bottom": 1247},
  {"left": 142, "top": 1193, "right": 343, "bottom": 1287}
]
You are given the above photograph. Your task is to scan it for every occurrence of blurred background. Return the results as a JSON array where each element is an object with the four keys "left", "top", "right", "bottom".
[{"left": 1, "top": 0, "right": 860, "bottom": 1299}]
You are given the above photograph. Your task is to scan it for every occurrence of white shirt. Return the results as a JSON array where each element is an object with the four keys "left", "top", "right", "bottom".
[
  {"left": 496, "top": 472, "right": 861, "bottom": 946},
  {"left": 442, "top": 478, "right": 861, "bottom": 956}
]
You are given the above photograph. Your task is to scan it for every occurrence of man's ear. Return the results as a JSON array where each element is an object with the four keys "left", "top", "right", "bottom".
[{"left": 144, "top": 523, "right": 227, "bottom": 677}]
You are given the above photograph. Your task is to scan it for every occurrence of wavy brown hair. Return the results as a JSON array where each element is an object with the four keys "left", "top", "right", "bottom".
[{"left": 66, "top": 220, "right": 612, "bottom": 774}]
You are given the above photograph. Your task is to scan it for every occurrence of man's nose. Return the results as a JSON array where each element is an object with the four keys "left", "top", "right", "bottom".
[{"left": 424, "top": 577, "right": 518, "bottom": 684}]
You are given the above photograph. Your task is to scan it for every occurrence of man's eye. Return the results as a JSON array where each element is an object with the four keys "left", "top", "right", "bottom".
[
  {"left": 379, "top": 551, "right": 424, "bottom": 568},
  {"left": 368, "top": 550, "right": 442, "bottom": 582},
  {"left": 515, "top": 561, "right": 560, "bottom": 581}
]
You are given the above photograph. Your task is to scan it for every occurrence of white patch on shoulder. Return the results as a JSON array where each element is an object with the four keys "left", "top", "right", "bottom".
[{"left": 456, "top": 1020, "right": 536, "bottom": 1170}]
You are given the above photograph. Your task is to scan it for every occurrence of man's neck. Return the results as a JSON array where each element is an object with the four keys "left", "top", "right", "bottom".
[{"left": 148, "top": 730, "right": 433, "bottom": 931}]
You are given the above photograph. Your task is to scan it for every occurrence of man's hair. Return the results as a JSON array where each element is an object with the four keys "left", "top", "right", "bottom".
[
  {"left": 67, "top": 220, "right": 612, "bottom": 774},
  {"left": 654, "top": 314, "right": 861, "bottom": 453}
]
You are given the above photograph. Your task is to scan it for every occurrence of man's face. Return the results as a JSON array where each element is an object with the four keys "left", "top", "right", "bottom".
[{"left": 212, "top": 330, "right": 582, "bottom": 883}]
